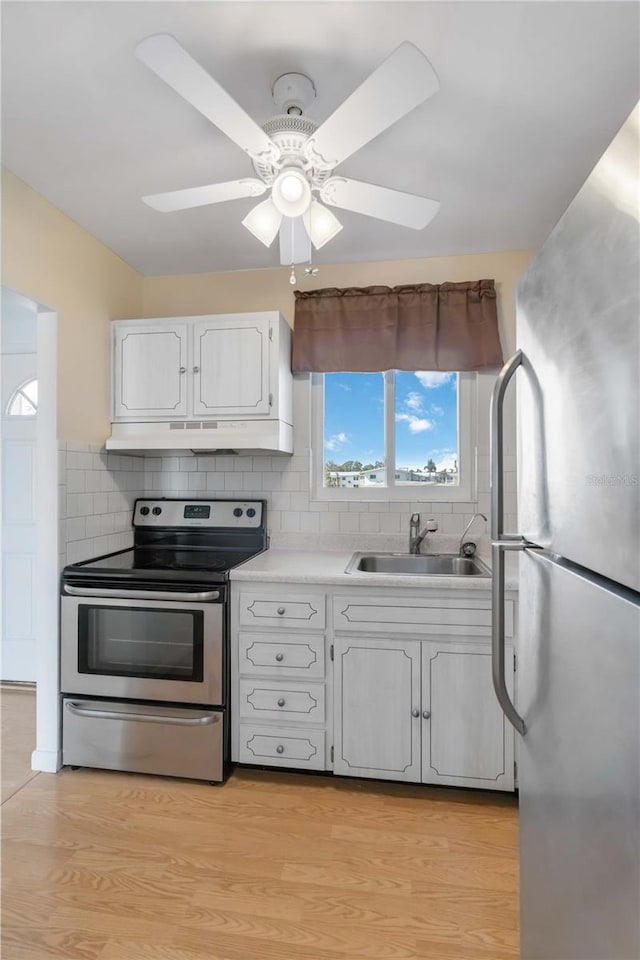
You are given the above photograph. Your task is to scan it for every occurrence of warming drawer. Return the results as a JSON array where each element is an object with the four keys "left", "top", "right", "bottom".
[{"left": 62, "top": 698, "right": 224, "bottom": 781}]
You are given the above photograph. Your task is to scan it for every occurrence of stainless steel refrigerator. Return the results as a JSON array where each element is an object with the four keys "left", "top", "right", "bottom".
[{"left": 491, "top": 104, "right": 640, "bottom": 960}]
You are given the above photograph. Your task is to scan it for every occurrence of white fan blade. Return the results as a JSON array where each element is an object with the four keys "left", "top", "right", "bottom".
[
  {"left": 136, "top": 34, "right": 276, "bottom": 159},
  {"left": 143, "top": 179, "right": 267, "bottom": 213},
  {"left": 321, "top": 177, "right": 440, "bottom": 230},
  {"left": 279, "top": 216, "right": 311, "bottom": 266},
  {"left": 305, "top": 42, "right": 438, "bottom": 169}
]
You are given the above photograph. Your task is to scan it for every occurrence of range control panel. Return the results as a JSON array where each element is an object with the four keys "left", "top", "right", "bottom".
[{"left": 133, "top": 499, "right": 264, "bottom": 529}]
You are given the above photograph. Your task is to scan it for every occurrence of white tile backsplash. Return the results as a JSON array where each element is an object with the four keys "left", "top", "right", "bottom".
[{"left": 60, "top": 442, "right": 145, "bottom": 567}]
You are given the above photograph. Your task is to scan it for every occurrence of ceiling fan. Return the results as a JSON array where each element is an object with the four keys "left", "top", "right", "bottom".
[{"left": 136, "top": 34, "right": 441, "bottom": 265}]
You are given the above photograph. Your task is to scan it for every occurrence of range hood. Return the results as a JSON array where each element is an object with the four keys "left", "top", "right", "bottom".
[{"left": 105, "top": 419, "right": 293, "bottom": 456}]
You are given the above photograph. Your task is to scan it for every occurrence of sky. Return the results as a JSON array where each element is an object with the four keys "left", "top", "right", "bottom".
[{"left": 324, "top": 371, "right": 458, "bottom": 471}]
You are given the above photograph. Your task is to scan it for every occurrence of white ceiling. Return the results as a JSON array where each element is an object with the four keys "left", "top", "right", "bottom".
[{"left": 2, "top": 2, "right": 638, "bottom": 277}]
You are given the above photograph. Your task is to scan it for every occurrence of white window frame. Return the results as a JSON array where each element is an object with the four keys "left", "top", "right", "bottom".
[{"left": 311, "top": 371, "right": 476, "bottom": 502}]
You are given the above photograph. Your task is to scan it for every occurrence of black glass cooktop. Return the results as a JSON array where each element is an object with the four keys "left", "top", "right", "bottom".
[{"left": 64, "top": 545, "right": 258, "bottom": 579}]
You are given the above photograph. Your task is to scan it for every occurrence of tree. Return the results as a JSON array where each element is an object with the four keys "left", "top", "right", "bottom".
[{"left": 425, "top": 458, "right": 437, "bottom": 476}]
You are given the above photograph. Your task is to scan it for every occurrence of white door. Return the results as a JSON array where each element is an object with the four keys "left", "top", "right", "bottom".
[
  {"left": 192, "top": 315, "right": 270, "bottom": 417},
  {"left": 1, "top": 355, "right": 37, "bottom": 682},
  {"left": 333, "top": 636, "right": 421, "bottom": 782},
  {"left": 113, "top": 322, "right": 188, "bottom": 419},
  {"left": 421, "top": 641, "right": 514, "bottom": 791}
]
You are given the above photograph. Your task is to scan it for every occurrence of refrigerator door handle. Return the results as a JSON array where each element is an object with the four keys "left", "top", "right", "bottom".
[
  {"left": 490, "top": 349, "right": 523, "bottom": 541},
  {"left": 492, "top": 541, "right": 526, "bottom": 736}
]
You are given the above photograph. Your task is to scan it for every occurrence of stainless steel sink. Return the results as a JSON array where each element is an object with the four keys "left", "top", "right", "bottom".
[{"left": 345, "top": 552, "right": 491, "bottom": 577}]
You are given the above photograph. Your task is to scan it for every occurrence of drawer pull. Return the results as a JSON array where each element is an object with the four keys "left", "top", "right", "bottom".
[
  {"left": 411, "top": 708, "right": 420, "bottom": 718},
  {"left": 277, "top": 606, "right": 286, "bottom": 615},
  {"left": 275, "top": 652, "right": 284, "bottom": 662},
  {"left": 422, "top": 710, "right": 431, "bottom": 720},
  {"left": 277, "top": 698, "right": 286, "bottom": 707},
  {"left": 276, "top": 744, "right": 284, "bottom": 754}
]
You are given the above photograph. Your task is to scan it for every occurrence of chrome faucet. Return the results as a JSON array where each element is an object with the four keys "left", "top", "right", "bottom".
[
  {"left": 409, "top": 513, "right": 438, "bottom": 554},
  {"left": 459, "top": 512, "right": 488, "bottom": 557}
]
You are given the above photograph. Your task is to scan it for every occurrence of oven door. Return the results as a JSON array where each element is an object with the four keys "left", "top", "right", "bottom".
[{"left": 61, "top": 588, "right": 223, "bottom": 705}]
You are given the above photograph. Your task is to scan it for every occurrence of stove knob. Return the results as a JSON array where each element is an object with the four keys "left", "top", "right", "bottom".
[
  {"left": 140, "top": 506, "right": 150, "bottom": 516},
  {"left": 246, "top": 508, "right": 256, "bottom": 518},
  {"left": 233, "top": 507, "right": 243, "bottom": 518},
  {"left": 152, "top": 506, "right": 162, "bottom": 516}
]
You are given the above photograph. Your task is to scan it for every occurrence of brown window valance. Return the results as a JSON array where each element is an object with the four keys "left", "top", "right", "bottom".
[{"left": 292, "top": 279, "right": 503, "bottom": 373}]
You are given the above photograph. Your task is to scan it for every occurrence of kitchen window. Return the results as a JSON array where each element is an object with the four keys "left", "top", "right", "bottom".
[{"left": 311, "top": 371, "right": 475, "bottom": 501}]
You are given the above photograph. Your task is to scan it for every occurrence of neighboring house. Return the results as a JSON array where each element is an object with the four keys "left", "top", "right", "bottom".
[{"left": 327, "top": 467, "right": 458, "bottom": 488}]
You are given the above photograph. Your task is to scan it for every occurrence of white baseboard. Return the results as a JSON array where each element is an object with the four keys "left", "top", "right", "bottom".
[{"left": 31, "top": 749, "right": 62, "bottom": 773}]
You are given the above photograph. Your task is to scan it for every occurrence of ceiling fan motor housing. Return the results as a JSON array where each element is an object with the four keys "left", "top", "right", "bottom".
[{"left": 254, "top": 115, "right": 332, "bottom": 189}]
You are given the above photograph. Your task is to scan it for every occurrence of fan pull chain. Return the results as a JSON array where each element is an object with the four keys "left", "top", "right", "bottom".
[{"left": 288, "top": 217, "right": 297, "bottom": 285}]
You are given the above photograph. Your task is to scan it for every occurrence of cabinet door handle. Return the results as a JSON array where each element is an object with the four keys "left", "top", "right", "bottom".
[
  {"left": 275, "top": 653, "right": 284, "bottom": 662},
  {"left": 276, "top": 744, "right": 284, "bottom": 754},
  {"left": 277, "top": 698, "right": 286, "bottom": 708},
  {"left": 277, "top": 606, "right": 285, "bottom": 615},
  {"left": 411, "top": 708, "right": 420, "bottom": 718},
  {"left": 193, "top": 365, "right": 200, "bottom": 373},
  {"left": 179, "top": 366, "right": 186, "bottom": 373},
  {"left": 422, "top": 710, "right": 431, "bottom": 720}
]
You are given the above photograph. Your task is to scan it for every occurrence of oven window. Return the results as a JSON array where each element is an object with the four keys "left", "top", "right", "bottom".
[{"left": 77, "top": 605, "right": 204, "bottom": 682}]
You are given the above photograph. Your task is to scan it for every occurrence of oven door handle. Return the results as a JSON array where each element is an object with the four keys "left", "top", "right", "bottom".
[
  {"left": 62, "top": 585, "right": 221, "bottom": 602},
  {"left": 65, "top": 702, "right": 219, "bottom": 726}
]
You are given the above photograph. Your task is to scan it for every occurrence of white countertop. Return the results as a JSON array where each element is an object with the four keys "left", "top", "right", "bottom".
[{"left": 231, "top": 548, "right": 517, "bottom": 591}]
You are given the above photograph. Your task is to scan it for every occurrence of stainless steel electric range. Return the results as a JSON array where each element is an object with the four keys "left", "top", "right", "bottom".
[{"left": 60, "top": 498, "right": 266, "bottom": 782}]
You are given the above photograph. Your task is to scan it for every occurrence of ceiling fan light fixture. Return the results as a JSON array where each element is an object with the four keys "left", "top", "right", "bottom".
[
  {"left": 303, "top": 199, "right": 343, "bottom": 249},
  {"left": 271, "top": 168, "right": 312, "bottom": 217},
  {"left": 242, "top": 197, "right": 283, "bottom": 247}
]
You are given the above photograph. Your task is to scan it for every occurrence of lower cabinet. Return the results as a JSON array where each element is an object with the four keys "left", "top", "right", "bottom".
[
  {"left": 333, "top": 635, "right": 514, "bottom": 791},
  {"left": 232, "top": 582, "right": 517, "bottom": 792}
]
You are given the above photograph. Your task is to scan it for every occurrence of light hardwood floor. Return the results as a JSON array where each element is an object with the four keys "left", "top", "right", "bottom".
[{"left": 1, "top": 690, "right": 519, "bottom": 960}]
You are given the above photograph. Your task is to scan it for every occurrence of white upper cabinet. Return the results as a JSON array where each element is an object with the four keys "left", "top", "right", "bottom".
[
  {"left": 111, "top": 312, "right": 291, "bottom": 425},
  {"left": 113, "top": 322, "right": 188, "bottom": 419},
  {"left": 192, "top": 315, "right": 270, "bottom": 417}
]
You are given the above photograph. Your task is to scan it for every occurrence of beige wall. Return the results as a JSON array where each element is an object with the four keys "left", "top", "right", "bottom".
[
  {"left": 143, "top": 250, "right": 534, "bottom": 356},
  {"left": 1, "top": 169, "right": 144, "bottom": 442}
]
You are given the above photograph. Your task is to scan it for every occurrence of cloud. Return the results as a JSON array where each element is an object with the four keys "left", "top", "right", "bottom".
[
  {"left": 337, "top": 383, "right": 352, "bottom": 392},
  {"left": 415, "top": 372, "right": 454, "bottom": 389},
  {"left": 436, "top": 452, "right": 458, "bottom": 471},
  {"left": 430, "top": 404, "right": 444, "bottom": 416},
  {"left": 325, "top": 432, "right": 348, "bottom": 450},
  {"left": 395, "top": 413, "right": 434, "bottom": 434},
  {"left": 404, "top": 391, "right": 423, "bottom": 412}
]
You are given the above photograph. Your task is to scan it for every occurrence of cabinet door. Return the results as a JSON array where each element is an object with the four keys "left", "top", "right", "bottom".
[
  {"left": 333, "top": 636, "right": 421, "bottom": 782},
  {"left": 192, "top": 316, "right": 271, "bottom": 417},
  {"left": 113, "top": 323, "right": 188, "bottom": 419},
  {"left": 421, "top": 641, "right": 514, "bottom": 791}
]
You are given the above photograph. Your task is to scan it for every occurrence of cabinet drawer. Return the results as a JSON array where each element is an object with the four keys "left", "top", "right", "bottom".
[
  {"left": 238, "top": 633, "right": 325, "bottom": 678},
  {"left": 239, "top": 592, "right": 325, "bottom": 630},
  {"left": 238, "top": 679, "right": 325, "bottom": 723},
  {"left": 333, "top": 596, "right": 513, "bottom": 638},
  {"left": 238, "top": 724, "right": 326, "bottom": 770}
]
